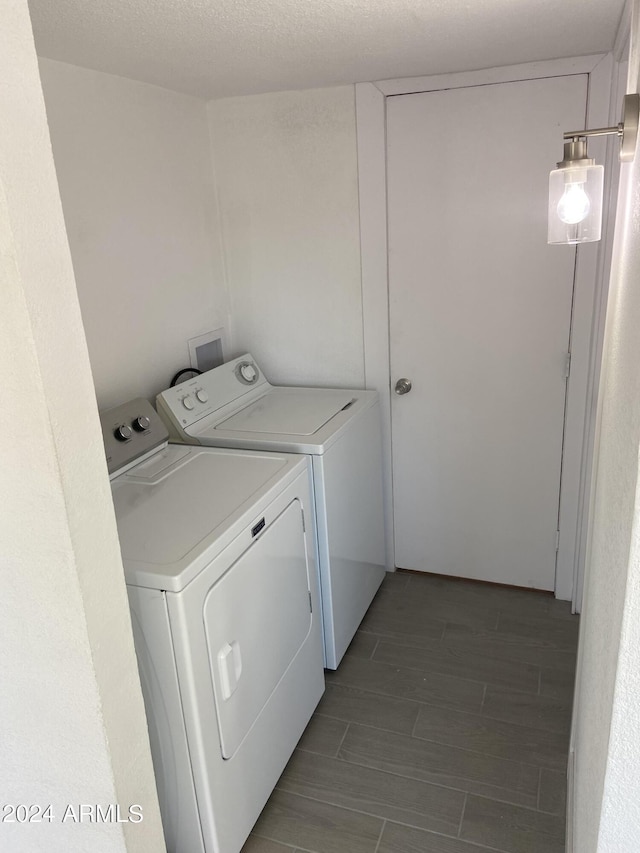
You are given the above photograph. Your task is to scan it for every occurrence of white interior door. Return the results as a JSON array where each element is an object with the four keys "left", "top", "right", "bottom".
[{"left": 387, "top": 75, "right": 587, "bottom": 589}]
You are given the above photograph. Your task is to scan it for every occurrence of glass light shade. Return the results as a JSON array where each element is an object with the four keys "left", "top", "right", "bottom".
[{"left": 548, "top": 163, "right": 604, "bottom": 244}]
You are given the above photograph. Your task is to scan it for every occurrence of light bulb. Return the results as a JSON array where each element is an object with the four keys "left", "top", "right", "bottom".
[
  {"left": 557, "top": 182, "right": 590, "bottom": 225},
  {"left": 549, "top": 160, "right": 604, "bottom": 244}
]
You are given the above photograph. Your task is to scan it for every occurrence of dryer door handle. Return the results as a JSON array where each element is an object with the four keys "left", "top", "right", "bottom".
[{"left": 217, "top": 641, "right": 243, "bottom": 700}]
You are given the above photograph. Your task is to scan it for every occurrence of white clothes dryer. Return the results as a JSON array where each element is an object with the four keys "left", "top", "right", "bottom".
[
  {"left": 157, "top": 354, "right": 387, "bottom": 669},
  {"left": 100, "top": 398, "right": 324, "bottom": 853}
]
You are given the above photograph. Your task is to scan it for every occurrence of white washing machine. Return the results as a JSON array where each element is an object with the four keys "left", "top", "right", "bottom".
[
  {"left": 100, "top": 398, "right": 324, "bottom": 853},
  {"left": 156, "top": 354, "right": 387, "bottom": 669}
]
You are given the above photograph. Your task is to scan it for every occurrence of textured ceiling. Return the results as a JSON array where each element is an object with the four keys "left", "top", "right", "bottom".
[{"left": 28, "top": 0, "right": 626, "bottom": 100}]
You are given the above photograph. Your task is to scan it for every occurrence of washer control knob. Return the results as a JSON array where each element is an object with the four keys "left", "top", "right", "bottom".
[
  {"left": 196, "top": 389, "right": 209, "bottom": 403},
  {"left": 114, "top": 424, "right": 132, "bottom": 442},
  {"left": 132, "top": 415, "right": 151, "bottom": 432},
  {"left": 236, "top": 361, "right": 259, "bottom": 384},
  {"left": 241, "top": 363, "right": 257, "bottom": 382},
  {"left": 182, "top": 395, "right": 195, "bottom": 410}
]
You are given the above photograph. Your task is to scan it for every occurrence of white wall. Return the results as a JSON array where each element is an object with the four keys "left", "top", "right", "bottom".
[
  {"left": 571, "top": 4, "right": 640, "bottom": 849},
  {"left": 208, "top": 86, "right": 365, "bottom": 388},
  {"left": 39, "top": 59, "right": 228, "bottom": 410},
  {"left": 0, "top": 3, "right": 165, "bottom": 851}
]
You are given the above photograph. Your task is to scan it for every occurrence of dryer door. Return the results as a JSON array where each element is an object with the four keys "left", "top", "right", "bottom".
[{"left": 203, "top": 499, "right": 312, "bottom": 759}]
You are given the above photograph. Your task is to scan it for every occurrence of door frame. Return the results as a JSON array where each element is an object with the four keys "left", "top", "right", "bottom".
[{"left": 356, "top": 54, "right": 616, "bottom": 604}]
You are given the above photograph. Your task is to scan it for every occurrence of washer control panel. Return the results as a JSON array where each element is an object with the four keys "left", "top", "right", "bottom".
[
  {"left": 157, "top": 354, "right": 270, "bottom": 431},
  {"left": 100, "top": 398, "right": 168, "bottom": 476}
]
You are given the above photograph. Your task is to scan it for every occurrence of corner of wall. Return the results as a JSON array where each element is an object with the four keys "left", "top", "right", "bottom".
[{"left": 205, "top": 97, "right": 235, "bottom": 358}]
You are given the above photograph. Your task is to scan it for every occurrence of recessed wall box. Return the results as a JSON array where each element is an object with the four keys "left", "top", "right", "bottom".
[{"left": 188, "top": 328, "right": 226, "bottom": 373}]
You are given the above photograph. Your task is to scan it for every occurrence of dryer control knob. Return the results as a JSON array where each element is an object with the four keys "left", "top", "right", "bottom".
[
  {"left": 114, "top": 424, "right": 132, "bottom": 442},
  {"left": 132, "top": 415, "right": 151, "bottom": 432},
  {"left": 196, "top": 389, "right": 208, "bottom": 403},
  {"left": 182, "top": 395, "right": 195, "bottom": 410}
]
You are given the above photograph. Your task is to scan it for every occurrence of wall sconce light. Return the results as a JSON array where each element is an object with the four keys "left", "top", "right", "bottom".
[{"left": 548, "top": 93, "right": 640, "bottom": 245}]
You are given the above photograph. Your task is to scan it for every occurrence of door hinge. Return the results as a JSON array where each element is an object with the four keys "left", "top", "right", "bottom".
[
  {"left": 565, "top": 352, "right": 572, "bottom": 379},
  {"left": 555, "top": 530, "right": 560, "bottom": 552},
  {"left": 308, "top": 591, "right": 313, "bottom": 613}
]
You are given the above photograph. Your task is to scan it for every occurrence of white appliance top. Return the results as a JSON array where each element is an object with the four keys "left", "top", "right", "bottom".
[
  {"left": 216, "top": 388, "right": 355, "bottom": 435},
  {"left": 112, "top": 445, "right": 306, "bottom": 591},
  {"left": 156, "top": 353, "right": 379, "bottom": 455},
  {"left": 100, "top": 395, "right": 308, "bottom": 592}
]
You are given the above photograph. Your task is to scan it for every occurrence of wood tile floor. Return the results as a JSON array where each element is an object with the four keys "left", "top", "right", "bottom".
[{"left": 242, "top": 570, "right": 579, "bottom": 853}]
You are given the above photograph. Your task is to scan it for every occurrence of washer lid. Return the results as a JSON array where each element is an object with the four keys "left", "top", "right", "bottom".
[
  {"left": 112, "top": 446, "right": 295, "bottom": 583},
  {"left": 215, "top": 388, "right": 356, "bottom": 436}
]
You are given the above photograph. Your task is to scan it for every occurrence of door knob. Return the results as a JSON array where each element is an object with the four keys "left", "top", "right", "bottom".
[{"left": 395, "top": 378, "right": 412, "bottom": 395}]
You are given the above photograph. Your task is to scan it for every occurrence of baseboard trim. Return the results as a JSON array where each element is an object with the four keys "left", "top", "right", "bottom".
[{"left": 566, "top": 748, "right": 575, "bottom": 852}]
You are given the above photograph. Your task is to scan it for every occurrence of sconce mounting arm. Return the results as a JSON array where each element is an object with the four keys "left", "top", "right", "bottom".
[{"left": 562, "top": 93, "right": 639, "bottom": 163}]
